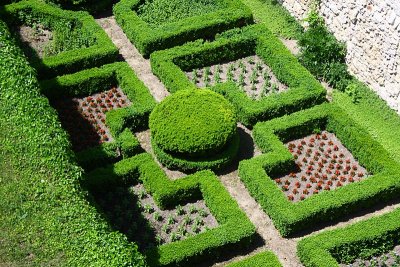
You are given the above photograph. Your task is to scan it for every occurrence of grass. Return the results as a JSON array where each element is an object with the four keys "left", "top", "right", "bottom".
[
  {"left": 136, "top": 0, "right": 227, "bottom": 28},
  {"left": 240, "top": 0, "right": 303, "bottom": 39},
  {"left": 333, "top": 86, "right": 400, "bottom": 163}
]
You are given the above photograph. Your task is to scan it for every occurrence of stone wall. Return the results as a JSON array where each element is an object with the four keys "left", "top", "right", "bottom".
[{"left": 279, "top": 0, "right": 400, "bottom": 112}]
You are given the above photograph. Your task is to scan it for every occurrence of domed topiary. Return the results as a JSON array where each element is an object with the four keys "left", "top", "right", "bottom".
[{"left": 149, "top": 89, "right": 239, "bottom": 171}]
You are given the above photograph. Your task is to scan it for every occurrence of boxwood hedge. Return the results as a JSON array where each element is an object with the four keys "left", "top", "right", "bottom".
[
  {"left": 239, "top": 103, "right": 400, "bottom": 236},
  {"left": 297, "top": 208, "right": 400, "bottom": 266},
  {"left": 1, "top": 0, "right": 118, "bottom": 78},
  {"left": 113, "top": 0, "right": 253, "bottom": 57},
  {"left": 84, "top": 152, "right": 256, "bottom": 267},
  {"left": 150, "top": 24, "right": 326, "bottom": 127},
  {"left": 0, "top": 18, "right": 145, "bottom": 267},
  {"left": 40, "top": 62, "right": 156, "bottom": 170},
  {"left": 226, "top": 251, "right": 282, "bottom": 267}
]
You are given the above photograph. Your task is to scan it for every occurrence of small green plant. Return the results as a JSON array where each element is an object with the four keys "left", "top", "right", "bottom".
[
  {"left": 191, "top": 224, "right": 201, "bottom": 233},
  {"left": 227, "top": 71, "right": 234, "bottom": 83},
  {"left": 137, "top": 189, "right": 146, "bottom": 199},
  {"left": 161, "top": 223, "right": 170, "bottom": 234},
  {"left": 248, "top": 57, "right": 255, "bottom": 65},
  {"left": 256, "top": 61, "right": 263, "bottom": 71},
  {"left": 193, "top": 217, "right": 203, "bottom": 226},
  {"left": 155, "top": 234, "right": 163, "bottom": 245},
  {"left": 144, "top": 204, "right": 154, "bottom": 213},
  {"left": 177, "top": 225, "right": 187, "bottom": 236},
  {"left": 238, "top": 60, "right": 245, "bottom": 71},
  {"left": 182, "top": 215, "right": 192, "bottom": 226},
  {"left": 188, "top": 204, "right": 197, "bottom": 214},
  {"left": 153, "top": 212, "right": 162, "bottom": 221},
  {"left": 170, "top": 232, "right": 180, "bottom": 242},
  {"left": 167, "top": 215, "right": 175, "bottom": 225},
  {"left": 198, "top": 208, "right": 208, "bottom": 217},
  {"left": 191, "top": 69, "right": 198, "bottom": 83},
  {"left": 175, "top": 205, "right": 185, "bottom": 216},
  {"left": 214, "top": 69, "right": 221, "bottom": 84},
  {"left": 238, "top": 72, "right": 245, "bottom": 86},
  {"left": 250, "top": 70, "right": 258, "bottom": 85},
  {"left": 271, "top": 83, "right": 278, "bottom": 93}
]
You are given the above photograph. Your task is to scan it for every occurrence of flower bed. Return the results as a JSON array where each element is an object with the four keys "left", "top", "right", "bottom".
[
  {"left": 341, "top": 246, "right": 400, "bottom": 267},
  {"left": 277, "top": 131, "right": 368, "bottom": 202},
  {"left": 51, "top": 87, "right": 131, "bottom": 151},
  {"left": 186, "top": 55, "right": 288, "bottom": 100}
]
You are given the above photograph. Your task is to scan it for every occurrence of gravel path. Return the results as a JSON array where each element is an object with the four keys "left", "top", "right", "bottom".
[{"left": 96, "top": 17, "right": 169, "bottom": 102}]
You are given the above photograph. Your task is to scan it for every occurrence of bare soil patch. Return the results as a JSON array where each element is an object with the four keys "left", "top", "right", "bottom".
[
  {"left": 276, "top": 131, "right": 369, "bottom": 202},
  {"left": 17, "top": 24, "right": 52, "bottom": 58},
  {"left": 51, "top": 87, "right": 130, "bottom": 152},
  {"left": 186, "top": 55, "right": 288, "bottom": 100}
]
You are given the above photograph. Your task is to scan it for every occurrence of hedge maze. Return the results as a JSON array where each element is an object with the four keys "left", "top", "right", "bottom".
[{"left": 3, "top": 0, "right": 400, "bottom": 266}]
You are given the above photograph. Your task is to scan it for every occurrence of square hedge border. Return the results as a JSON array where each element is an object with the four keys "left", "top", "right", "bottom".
[
  {"left": 297, "top": 208, "right": 400, "bottom": 266},
  {"left": 113, "top": 0, "right": 253, "bottom": 57},
  {"left": 84, "top": 152, "right": 256, "bottom": 267},
  {"left": 238, "top": 103, "right": 400, "bottom": 236},
  {"left": 150, "top": 25, "right": 326, "bottom": 127},
  {"left": 40, "top": 62, "right": 156, "bottom": 170},
  {"left": 1, "top": 0, "right": 118, "bottom": 79}
]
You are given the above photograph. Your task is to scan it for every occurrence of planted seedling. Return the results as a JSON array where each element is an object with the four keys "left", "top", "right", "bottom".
[
  {"left": 137, "top": 189, "right": 146, "bottom": 199},
  {"left": 153, "top": 212, "right": 162, "bottom": 221},
  {"left": 170, "top": 232, "right": 180, "bottom": 242},
  {"left": 271, "top": 83, "right": 279, "bottom": 93},
  {"left": 161, "top": 223, "right": 170, "bottom": 234},
  {"left": 175, "top": 205, "right": 185, "bottom": 216},
  {"left": 144, "top": 204, "right": 154, "bottom": 214},
  {"left": 191, "top": 224, "right": 201, "bottom": 233},
  {"left": 198, "top": 208, "right": 208, "bottom": 217},
  {"left": 182, "top": 215, "right": 192, "bottom": 226},
  {"left": 188, "top": 204, "right": 197, "bottom": 214},
  {"left": 166, "top": 215, "right": 175, "bottom": 225},
  {"left": 191, "top": 69, "right": 198, "bottom": 83}
]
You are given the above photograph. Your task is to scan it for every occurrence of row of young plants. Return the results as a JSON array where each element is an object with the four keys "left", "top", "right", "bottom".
[
  {"left": 40, "top": 62, "right": 156, "bottom": 170},
  {"left": 150, "top": 24, "right": 326, "bottom": 126},
  {"left": 238, "top": 103, "right": 400, "bottom": 236},
  {"left": 297, "top": 208, "right": 400, "bottom": 266},
  {"left": 113, "top": 0, "right": 253, "bottom": 57},
  {"left": 84, "top": 152, "right": 256, "bottom": 266},
  {"left": 1, "top": 0, "right": 118, "bottom": 78},
  {"left": 0, "top": 19, "right": 146, "bottom": 266}
]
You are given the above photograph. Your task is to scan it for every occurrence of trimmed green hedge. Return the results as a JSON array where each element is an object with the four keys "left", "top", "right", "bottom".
[
  {"left": 226, "top": 251, "right": 282, "bottom": 267},
  {"left": 150, "top": 24, "right": 326, "bottom": 127},
  {"left": 239, "top": 103, "right": 400, "bottom": 236},
  {"left": 40, "top": 62, "right": 156, "bottom": 170},
  {"left": 152, "top": 132, "right": 240, "bottom": 172},
  {"left": 113, "top": 0, "right": 253, "bottom": 57},
  {"left": 149, "top": 89, "right": 237, "bottom": 156},
  {"left": 0, "top": 18, "right": 145, "bottom": 267},
  {"left": 297, "top": 208, "right": 400, "bottom": 266},
  {"left": 84, "top": 152, "right": 256, "bottom": 266},
  {"left": 1, "top": 0, "right": 118, "bottom": 78}
]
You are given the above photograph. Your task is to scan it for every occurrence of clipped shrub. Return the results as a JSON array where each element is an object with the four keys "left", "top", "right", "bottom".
[{"left": 149, "top": 89, "right": 239, "bottom": 171}]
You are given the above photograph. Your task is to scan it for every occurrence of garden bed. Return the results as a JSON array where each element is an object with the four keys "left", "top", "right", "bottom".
[
  {"left": 341, "top": 246, "right": 400, "bottom": 267},
  {"left": 17, "top": 24, "right": 53, "bottom": 58},
  {"left": 276, "top": 131, "right": 368, "bottom": 202},
  {"left": 186, "top": 55, "right": 287, "bottom": 100},
  {"left": 51, "top": 87, "right": 131, "bottom": 151}
]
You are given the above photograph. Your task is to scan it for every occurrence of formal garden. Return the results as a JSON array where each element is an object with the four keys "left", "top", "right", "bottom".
[{"left": 1, "top": 0, "right": 400, "bottom": 266}]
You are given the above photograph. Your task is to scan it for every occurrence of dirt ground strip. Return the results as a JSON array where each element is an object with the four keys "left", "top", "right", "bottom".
[
  {"left": 97, "top": 16, "right": 400, "bottom": 267},
  {"left": 96, "top": 17, "right": 169, "bottom": 103},
  {"left": 186, "top": 55, "right": 288, "bottom": 100},
  {"left": 17, "top": 24, "right": 53, "bottom": 58}
]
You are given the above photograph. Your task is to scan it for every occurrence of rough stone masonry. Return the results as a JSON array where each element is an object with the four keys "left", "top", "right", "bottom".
[{"left": 278, "top": 0, "right": 400, "bottom": 112}]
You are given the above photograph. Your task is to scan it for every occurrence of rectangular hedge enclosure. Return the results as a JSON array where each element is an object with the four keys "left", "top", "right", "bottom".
[
  {"left": 40, "top": 62, "right": 156, "bottom": 170},
  {"left": 150, "top": 24, "right": 326, "bottom": 126},
  {"left": 297, "top": 208, "right": 400, "bottom": 266},
  {"left": 0, "top": 0, "right": 118, "bottom": 78},
  {"left": 113, "top": 0, "right": 253, "bottom": 57},
  {"left": 84, "top": 153, "right": 256, "bottom": 267},
  {"left": 239, "top": 103, "right": 400, "bottom": 236}
]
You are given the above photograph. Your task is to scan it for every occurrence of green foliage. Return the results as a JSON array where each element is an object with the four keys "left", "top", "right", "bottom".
[
  {"left": 239, "top": 103, "right": 400, "bottom": 236},
  {"left": 1, "top": 0, "right": 118, "bottom": 78},
  {"left": 113, "top": 0, "right": 253, "bottom": 57},
  {"left": 150, "top": 24, "right": 326, "bottom": 126},
  {"left": 298, "top": 10, "right": 352, "bottom": 91},
  {"left": 150, "top": 89, "right": 237, "bottom": 156},
  {"left": 84, "top": 153, "right": 256, "bottom": 266},
  {"left": 226, "top": 251, "right": 282, "bottom": 267},
  {"left": 0, "top": 19, "right": 145, "bottom": 267},
  {"left": 297, "top": 208, "right": 400, "bottom": 266},
  {"left": 137, "top": 0, "right": 227, "bottom": 28},
  {"left": 239, "top": 0, "right": 303, "bottom": 39}
]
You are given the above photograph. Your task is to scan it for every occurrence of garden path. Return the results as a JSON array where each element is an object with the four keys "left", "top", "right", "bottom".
[{"left": 96, "top": 17, "right": 169, "bottom": 102}]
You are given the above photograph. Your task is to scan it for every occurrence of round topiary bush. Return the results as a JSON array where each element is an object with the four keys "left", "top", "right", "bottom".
[{"left": 149, "top": 89, "right": 239, "bottom": 171}]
